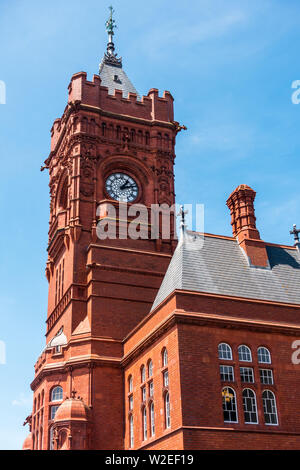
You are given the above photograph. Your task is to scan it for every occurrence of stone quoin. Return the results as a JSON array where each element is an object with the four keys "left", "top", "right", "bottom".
[{"left": 23, "top": 8, "right": 300, "bottom": 450}]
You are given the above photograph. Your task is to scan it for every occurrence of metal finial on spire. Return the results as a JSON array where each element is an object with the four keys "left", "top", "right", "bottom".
[
  {"left": 177, "top": 205, "right": 188, "bottom": 234},
  {"left": 290, "top": 224, "right": 300, "bottom": 245},
  {"left": 105, "top": 6, "right": 116, "bottom": 52},
  {"left": 101, "top": 6, "right": 122, "bottom": 68}
]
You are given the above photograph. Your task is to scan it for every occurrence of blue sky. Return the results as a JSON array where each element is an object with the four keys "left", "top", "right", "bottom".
[{"left": 0, "top": 0, "right": 300, "bottom": 449}]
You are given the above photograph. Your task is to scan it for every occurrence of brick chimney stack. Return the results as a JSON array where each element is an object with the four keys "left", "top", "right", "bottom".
[{"left": 226, "top": 185, "right": 270, "bottom": 268}]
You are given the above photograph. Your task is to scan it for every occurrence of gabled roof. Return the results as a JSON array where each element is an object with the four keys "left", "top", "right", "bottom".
[
  {"left": 99, "top": 61, "right": 140, "bottom": 99},
  {"left": 151, "top": 231, "right": 300, "bottom": 311}
]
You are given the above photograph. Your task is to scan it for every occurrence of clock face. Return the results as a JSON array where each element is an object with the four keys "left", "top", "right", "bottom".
[{"left": 105, "top": 172, "right": 139, "bottom": 202}]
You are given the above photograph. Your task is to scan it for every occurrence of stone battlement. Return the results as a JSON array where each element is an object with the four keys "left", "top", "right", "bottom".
[{"left": 67, "top": 72, "right": 174, "bottom": 122}]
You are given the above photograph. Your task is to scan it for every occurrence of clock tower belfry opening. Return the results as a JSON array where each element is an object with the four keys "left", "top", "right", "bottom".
[{"left": 27, "top": 8, "right": 185, "bottom": 450}]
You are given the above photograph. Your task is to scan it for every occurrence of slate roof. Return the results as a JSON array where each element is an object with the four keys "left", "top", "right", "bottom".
[
  {"left": 99, "top": 61, "right": 140, "bottom": 99},
  {"left": 151, "top": 231, "right": 300, "bottom": 311}
]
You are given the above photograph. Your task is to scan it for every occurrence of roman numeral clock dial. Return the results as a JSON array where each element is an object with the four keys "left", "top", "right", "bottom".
[{"left": 105, "top": 173, "right": 139, "bottom": 202}]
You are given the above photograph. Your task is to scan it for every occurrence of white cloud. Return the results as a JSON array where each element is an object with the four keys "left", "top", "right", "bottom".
[{"left": 12, "top": 393, "right": 32, "bottom": 407}]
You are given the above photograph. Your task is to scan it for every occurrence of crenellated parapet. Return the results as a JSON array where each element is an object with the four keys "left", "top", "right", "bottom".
[{"left": 67, "top": 72, "right": 174, "bottom": 123}]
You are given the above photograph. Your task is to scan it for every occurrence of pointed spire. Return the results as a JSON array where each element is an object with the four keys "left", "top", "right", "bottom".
[{"left": 102, "top": 6, "right": 122, "bottom": 69}]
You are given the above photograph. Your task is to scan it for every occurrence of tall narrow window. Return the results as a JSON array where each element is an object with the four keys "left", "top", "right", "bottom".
[
  {"left": 150, "top": 402, "right": 155, "bottom": 436},
  {"left": 141, "top": 365, "right": 146, "bottom": 383},
  {"left": 128, "top": 375, "right": 133, "bottom": 393},
  {"left": 258, "top": 347, "right": 271, "bottom": 364},
  {"left": 242, "top": 389, "right": 258, "bottom": 424},
  {"left": 218, "top": 343, "right": 232, "bottom": 360},
  {"left": 148, "top": 360, "right": 153, "bottom": 378},
  {"left": 129, "top": 395, "right": 133, "bottom": 411},
  {"left": 222, "top": 387, "right": 238, "bottom": 423},
  {"left": 165, "top": 392, "right": 171, "bottom": 428},
  {"left": 142, "top": 407, "right": 147, "bottom": 440},
  {"left": 163, "top": 370, "right": 169, "bottom": 387},
  {"left": 162, "top": 348, "right": 168, "bottom": 367},
  {"left": 262, "top": 390, "right": 278, "bottom": 425},
  {"left": 238, "top": 345, "right": 252, "bottom": 362},
  {"left": 149, "top": 380, "right": 154, "bottom": 397},
  {"left": 129, "top": 415, "right": 134, "bottom": 448}
]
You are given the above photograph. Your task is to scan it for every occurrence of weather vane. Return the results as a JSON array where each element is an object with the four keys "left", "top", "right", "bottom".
[
  {"left": 102, "top": 6, "right": 122, "bottom": 68},
  {"left": 106, "top": 6, "right": 117, "bottom": 37}
]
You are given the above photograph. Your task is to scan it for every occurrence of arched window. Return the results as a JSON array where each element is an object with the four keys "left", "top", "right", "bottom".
[
  {"left": 162, "top": 348, "right": 168, "bottom": 367},
  {"left": 116, "top": 125, "right": 121, "bottom": 140},
  {"left": 262, "top": 390, "right": 278, "bottom": 425},
  {"left": 102, "top": 122, "right": 106, "bottom": 136},
  {"left": 150, "top": 402, "right": 155, "bottom": 436},
  {"left": 218, "top": 343, "right": 232, "bottom": 360},
  {"left": 242, "top": 389, "right": 258, "bottom": 424},
  {"left": 238, "top": 345, "right": 252, "bottom": 362},
  {"left": 222, "top": 387, "right": 238, "bottom": 423},
  {"left": 142, "top": 407, "right": 147, "bottom": 440},
  {"left": 51, "top": 386, "right": 63, "bottom": 403},
  {"left": 145, "top": 132, "right": 150, "bottom": 146},
  {"left": 128, "top": 375, "right": 133, "bottom": 393},
  {"left": 148, "top": 360, "right": 153, "bottom": 378},
  {"left": 165, "top": 392, "right": 171, "bottom": 428},
  {"left": 141, "top": 365, "right": 146, "bottom": 383},
  {"left": 129, "top": 415, "right": 134, "bottom": 448},
  {"left": 258, "top": 347, "right": 271, "bottom": 364}
]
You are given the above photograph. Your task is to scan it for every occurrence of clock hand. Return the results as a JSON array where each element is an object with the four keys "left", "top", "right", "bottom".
[{"left": 120, "top": 182, "right": 135, "bottom": 190}]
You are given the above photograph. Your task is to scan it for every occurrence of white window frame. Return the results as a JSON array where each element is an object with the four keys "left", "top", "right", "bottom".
[
  {"left": 220, "top": 365, "right": 234, "bottom": 382},
  {"left": 51, "top": 386, "right": 63, "bottom": 403},
  {"left": 222, "top": 387, "right": 238, "bottom": 423},
  {"left": 238, "top": 345, "right": 252, "bottom": 362},
  {"left": 259, "top": 368, "right": 274, "bottom": 385},
  {"left": 258, "top": 347, "right": 271, "bottom": 364},
  {"left": 242, "top": 388, "right": 258, "bottom": 424},
  {"left": 240, "top": 367, "right": 254, "bottom": 383},
  {"left": 218, "top": 343, "right": 233, "bottom": 360},
  {"left": 262, "top": 390, "right": 278, "bottom": 426}
]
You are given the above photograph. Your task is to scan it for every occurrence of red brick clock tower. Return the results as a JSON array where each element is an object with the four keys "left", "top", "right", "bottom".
[{"left": 24, "top": 9, "right": 182, "bottom": 450}]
